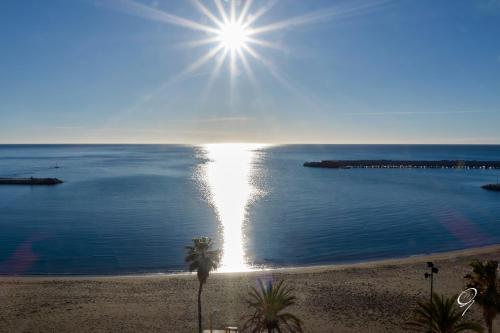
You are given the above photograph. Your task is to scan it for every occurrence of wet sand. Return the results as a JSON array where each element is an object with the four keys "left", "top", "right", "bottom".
[{"left": 2, "top": 245, "right": 500, "bottom": 332}]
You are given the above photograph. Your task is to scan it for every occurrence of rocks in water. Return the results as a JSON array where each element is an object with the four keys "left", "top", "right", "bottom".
[
  {"left": 303, "top": 160, "right": 500, "bottom": 169},
  {"left": 0, "top": 178, "right": 63, "bottom": 185},
  {"left": 482, "top": 184, "right": 500, "bottom": 191}
]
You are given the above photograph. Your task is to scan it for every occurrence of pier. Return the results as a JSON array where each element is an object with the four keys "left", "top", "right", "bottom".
[
  {"left": 0, "top": 178, "right": 63, "bottom": 185},
  {"left": 303, "top": 160, "right": 500, "bottom": 169}
]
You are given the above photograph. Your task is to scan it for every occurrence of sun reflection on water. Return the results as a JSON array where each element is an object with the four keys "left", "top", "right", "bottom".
[{"left": 196, "top": 143, "right": 266, "bottom": 272}]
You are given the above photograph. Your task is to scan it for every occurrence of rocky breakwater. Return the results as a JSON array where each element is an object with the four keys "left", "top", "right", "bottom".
[
  {"left": 482, "top": 184, "right": 500, "bottom": 192},
  {"left": 0, "top": 178, "right": 63, "bottom": 185},
  {"left": 303, "top": 160, "right": 500, "bottom": 169}
]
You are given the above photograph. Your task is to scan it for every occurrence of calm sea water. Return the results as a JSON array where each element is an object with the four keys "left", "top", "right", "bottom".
[{"left": 0, "top": 144, "right": 499, "bottom": 275}]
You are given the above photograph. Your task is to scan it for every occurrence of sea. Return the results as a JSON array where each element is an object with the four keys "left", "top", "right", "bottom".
[{"left": 0, "top": 144, "right": 499, "bottom": 275}]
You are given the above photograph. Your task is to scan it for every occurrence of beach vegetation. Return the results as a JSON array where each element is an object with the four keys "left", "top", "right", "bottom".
[
  {"left": 465, "top": 260, "right": 500, "bottom": 333},
  {"left": 241, "top": 279, "right": 303, "bottom": 333},
  {"left": 406, "top": 293, "right": 483, "bottom": 333},
  {"left": 185, "top": 236, "right": 221, "bottom": 333}
]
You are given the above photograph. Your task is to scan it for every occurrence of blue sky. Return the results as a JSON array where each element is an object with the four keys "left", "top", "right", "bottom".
[{"left": 1, "top": 0, "right": 499, "bottom": 144}]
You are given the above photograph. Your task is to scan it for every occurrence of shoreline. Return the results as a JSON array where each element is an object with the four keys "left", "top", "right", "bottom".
[
  {"left": 2, "top": 244, "right": 500, "bottom": 332},
  {"left": 2, "top": 244, "right": 500, "bottom": 280}
]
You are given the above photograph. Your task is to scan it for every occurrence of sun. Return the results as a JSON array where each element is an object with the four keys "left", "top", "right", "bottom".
[
  {"left": 217, "top": 20, "right": 249, "bottom": 52},
  {"left": 108, "top": 0, "right": 389, "bottom": 98}
]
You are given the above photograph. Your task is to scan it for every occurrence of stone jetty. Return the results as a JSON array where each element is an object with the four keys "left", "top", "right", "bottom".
[
  {"left": 303, "top": 160, "right": 500, "bottom": 169},
  {"left": 0, "top": 178, "right": 63, "bottom": 185},
  {"left": 482, "top": 184, "right": 500, "bottom": 191}
]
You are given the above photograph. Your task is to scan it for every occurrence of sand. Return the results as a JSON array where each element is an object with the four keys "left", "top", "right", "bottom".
[{"left": 2, "top": 245, "right": 500, "bottom": 332}]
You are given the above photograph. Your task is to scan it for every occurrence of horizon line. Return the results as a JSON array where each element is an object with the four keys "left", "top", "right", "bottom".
[{"left": 1, "top": 142, "right": 500, "bottom": 146}]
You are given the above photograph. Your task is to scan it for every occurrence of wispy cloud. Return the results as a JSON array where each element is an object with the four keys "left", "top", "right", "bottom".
[
  {"left": 50, "top": 126, "right": 86, "bottom": 130},
  {"left": 183, "top": 116, "right": 252, "bottom": 123},
  {"left": 344, "top": 110, "right": 498, "bottom": 116},
  {"left": 44, "top": 126, "right": 166, "bottom": 134},
  {"left": 43, "top": 117, "right": 252, "bottom": 133}
]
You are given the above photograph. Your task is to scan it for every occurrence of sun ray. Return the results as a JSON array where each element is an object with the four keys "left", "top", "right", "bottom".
[
  {"left": 177, "top": 36, "right": 220, "bottom": 49},
  {"left": 243, "top": 44, "right": 289, "bottom": 87},
  {"left": 183, "top": 44, "right": 225, "bottom": 77},
  {"left": 230, "top": 49, "right": 237, "bottom": 77},
  {"left": 190, "top": 0, "right": 223, "bottom": 27},
  {"left": 241, "top": 0, "right": 279, "bottom": 29},
  {"left": 241, "top": 44, "right": 260, "bottom": 61},
  {"left": 248, "top": 0, "right": 392, "bottom": 35},
  {"left": 245, "top": 36, "right": 283, "bottom": 51},
  {"left": 243, "top": 44, "right": 320, "bottom": 110},
  {"left": 230, "top": 0, "right": 236, "bottom": 22},
  {"left": 237, "top": 0, "right": 254, "bottom": 25},
  {"left": 202, "top": 48, "right": 229, "bottom": 100},
  {"left": 106, "top": 0, "right": 219, "bottom": 34},
  {"left": 214, "top": 0, "right": 230, "bottom": 24},
  {"left": 229, "top": 48, "right": 237, "bottom": 105},
  {"left": 237, "top": 48, "right": 257, "bottom": 86}
]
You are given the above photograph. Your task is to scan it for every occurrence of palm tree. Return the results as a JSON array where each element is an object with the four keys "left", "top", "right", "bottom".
[
  {"left": 406, "top": 293, "right": 483, "bottom": 333},
  {"left": 242, "top": 279, "right": 303, "bottom": 333},
  {"left": 465, "top": 260, "right": 500, "bottom": 333},
  {"left": 185, "top": 237, "right": 220, "bottom": 333}
]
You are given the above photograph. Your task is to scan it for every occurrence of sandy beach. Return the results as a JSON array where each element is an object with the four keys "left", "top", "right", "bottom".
[{"left": 2, "top": 246, "right": 500, "bottom": 332}]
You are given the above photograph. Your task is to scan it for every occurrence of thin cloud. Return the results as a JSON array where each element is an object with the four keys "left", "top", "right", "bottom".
[
  {"left": 44, "top": 117, "right": 252, "bottom": 133},
  {"left": 186, "top": 116, "right": 252, "bottom": 123},
  {"left": 50, "top": 126, "right": 86, "bottom": 130},
  {"left": 345, "top": 110, "right": 498, "bottom": 116}
]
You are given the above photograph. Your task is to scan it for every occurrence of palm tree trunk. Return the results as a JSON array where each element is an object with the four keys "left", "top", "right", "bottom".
[
  {"left": 485, "top": 311, "right": 493, "bottom": 333},
  {"left": 198, "top": 281, "right": 203, "bottom": 333}
]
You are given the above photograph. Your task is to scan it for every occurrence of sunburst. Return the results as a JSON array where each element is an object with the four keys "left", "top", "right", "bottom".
[
  {"left": 107, "top": 0, "right": 391, "bottom": 96},
  {"left": 217, "top": 20, "right": 249, "bottom": 51},
  {"left": 186, "top": 0, "right": 279, "bottom": 83}
]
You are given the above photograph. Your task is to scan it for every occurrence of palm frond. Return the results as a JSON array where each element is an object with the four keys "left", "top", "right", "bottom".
[
  {"left": 464, "top": 259, "right": 500, "bottom": 331},
  {"left": 242, "top": 279, "right": 304, "bottom": 332},
  {"left": 185, "top": 237, "right": 220, "bottom": 282},
  {"left": 453, "top": 322, "right": 484, "bottom": 333},
  {"left": 406, "top": 293, "right": 483, "bottom": 333}
]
